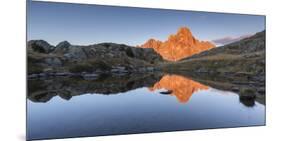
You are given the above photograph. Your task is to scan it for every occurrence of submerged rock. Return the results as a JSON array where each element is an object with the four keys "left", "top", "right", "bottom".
[
  {"left": 82, "top": 73, "right": 100, "bottom": 80},
  {"left": 159, "top": 90, "right": 173, "bottom": 95}
]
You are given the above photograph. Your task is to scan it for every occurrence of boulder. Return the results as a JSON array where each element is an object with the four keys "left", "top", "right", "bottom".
[{"left": 44, "top": 57, "right": 62, "bottom": 67}]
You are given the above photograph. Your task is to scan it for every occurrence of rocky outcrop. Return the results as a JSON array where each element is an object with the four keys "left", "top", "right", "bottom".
[
  {"left": 27, "top": 40, "right": 165, "bottom": 76},
  {"left": 53, "top": 41, "right": 71, "bottom": 54},
  {"left": 140, "top": 27, "right": 215, "bottom": 61},
  {"left": 28, "top": 40, "right": 55, "bottom": 53}
]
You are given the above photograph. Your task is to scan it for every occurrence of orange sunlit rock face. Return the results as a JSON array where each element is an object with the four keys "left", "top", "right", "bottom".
[
  {"left": 140, "top": 27, "right": 215, "bottom": 61},
  {"left": 150, "top": 75, "right": 209, "bottom": 103}
]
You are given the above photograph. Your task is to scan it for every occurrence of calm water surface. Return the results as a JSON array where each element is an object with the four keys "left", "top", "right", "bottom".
[{"left": 27, "top": 74, "right": 265, "bottom": 140}]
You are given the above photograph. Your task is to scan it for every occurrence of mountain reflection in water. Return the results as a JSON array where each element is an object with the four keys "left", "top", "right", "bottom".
[
  {"left": 149, "top": 74, "right": 208, "bottom": 103},
  {"left": 27, "top": 74, "right": 210, "bottom": 104},
  {"left": 27, "top": 73, "right": 265, "bottom": 140},
  {"left": 27, "top": 73, "right": 264, "bottom": 106}
]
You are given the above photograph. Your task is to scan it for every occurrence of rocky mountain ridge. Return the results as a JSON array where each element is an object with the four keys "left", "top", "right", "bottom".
[{"left": 140, "top": 27, "right": 215, "bottom": 61}]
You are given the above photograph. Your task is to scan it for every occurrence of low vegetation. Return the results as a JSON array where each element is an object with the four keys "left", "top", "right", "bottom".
[{"left": 69, "top": 60, "right": 111, "bottom": 73}]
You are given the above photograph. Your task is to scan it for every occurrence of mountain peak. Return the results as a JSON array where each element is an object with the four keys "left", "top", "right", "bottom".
[
  {"left": 177, "top": 27, "right": 192, "bottom": 36},
  {"left": 140, "top": 27, "right": 215, "bottom": 61}
]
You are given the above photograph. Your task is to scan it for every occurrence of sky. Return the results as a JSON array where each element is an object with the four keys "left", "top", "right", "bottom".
[{"left": 27, "top": 1, "right": 265, "bottom": 46}]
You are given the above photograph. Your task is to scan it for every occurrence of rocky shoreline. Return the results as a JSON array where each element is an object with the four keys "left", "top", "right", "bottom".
[{"left": 28, "top": 66, "right": 161, "bottom": 79}]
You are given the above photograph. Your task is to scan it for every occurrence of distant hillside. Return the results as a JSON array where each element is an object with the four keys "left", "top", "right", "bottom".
[
  {"left": 184, "top": 30, "right": 265, "bottom": 60},
  {"left": 211, "top": 34, "right": 252, "bottom": 46}
]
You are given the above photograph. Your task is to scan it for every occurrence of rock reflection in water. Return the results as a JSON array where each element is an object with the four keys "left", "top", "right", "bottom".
[
  {"left": 28, "top": 74, "right": 210, "bottom": 104},
  {"left": 27, "top": 72, "right": 266, "bottom": 140},
  {"left": 28, "top": 73, "right": 264, "bottom": 107},
  {"left": 28, "top": 73, "right": 163, "bottom": 103}
]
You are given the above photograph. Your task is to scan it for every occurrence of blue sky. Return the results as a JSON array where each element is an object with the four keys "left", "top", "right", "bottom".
[{"left": 27, "top": 1, "right": 265, "bottom": 46}]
